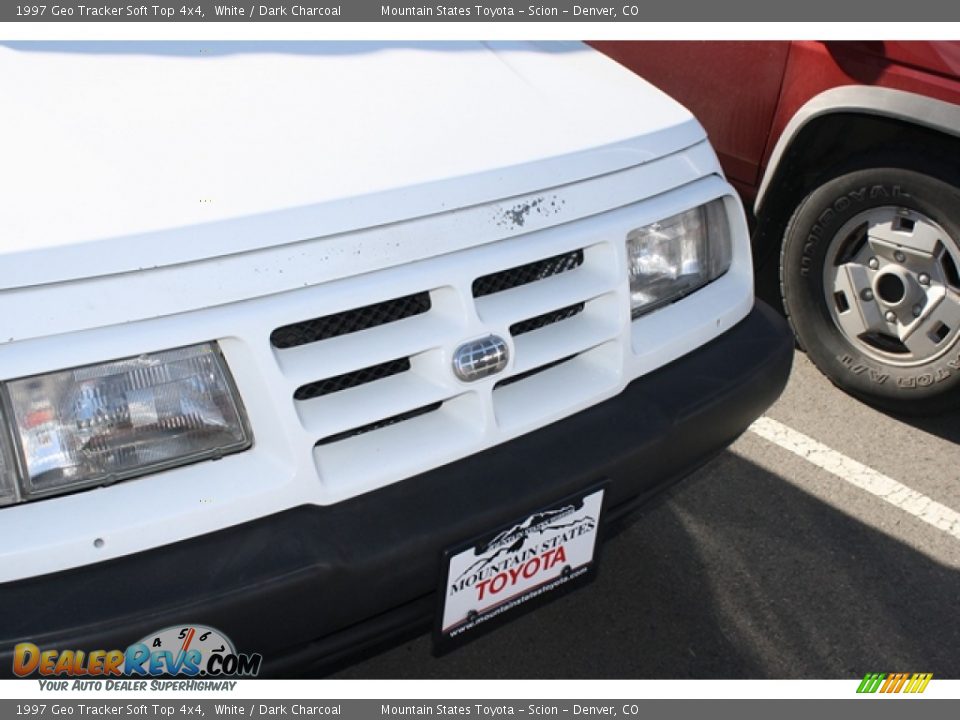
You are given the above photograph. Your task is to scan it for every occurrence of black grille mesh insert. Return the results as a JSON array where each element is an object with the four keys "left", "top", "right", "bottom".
[
  {"left": 494, "top": 355, "right": 577, "bottom": 389},
  {"left": 271, "top": 292, "right": 431, "bottom": 349},
  {"left": 510, "top": 302, "right": 585, "bottom": 337},
  {"left": 294, "top": 357, "right": 411, "bottom": 401},
  {"left": 472, "top": 249, "right": 584, "bottom": 298},
  {"left": 316, "top": 401, "right": 443, "bottom": 446}
]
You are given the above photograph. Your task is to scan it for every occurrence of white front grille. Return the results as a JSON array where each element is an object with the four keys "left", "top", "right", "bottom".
[{"left": 269, "top": 228, "right": 627, "bottom": 497}]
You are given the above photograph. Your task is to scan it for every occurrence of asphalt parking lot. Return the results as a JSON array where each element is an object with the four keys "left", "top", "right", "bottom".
[{"left": 332, "top": 349, "right": 960, "bottom": 679}]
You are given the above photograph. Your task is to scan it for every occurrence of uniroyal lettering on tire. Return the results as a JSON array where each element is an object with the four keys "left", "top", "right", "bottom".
[
  {"left": 781, "top": 164, "right": 960, "bottom": 415},
  {"left": 800, "top": 185, "right": 911, "bottom": 278}
]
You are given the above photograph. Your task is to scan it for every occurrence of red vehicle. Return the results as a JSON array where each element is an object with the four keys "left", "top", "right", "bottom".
[{"left": 594, "top": 41, "right": 960, "bottom": 414}]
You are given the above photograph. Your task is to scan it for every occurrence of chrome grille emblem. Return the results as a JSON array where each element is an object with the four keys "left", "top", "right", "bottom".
[{"left": 452, "top": 335, "right": 509, "bottom": 382}]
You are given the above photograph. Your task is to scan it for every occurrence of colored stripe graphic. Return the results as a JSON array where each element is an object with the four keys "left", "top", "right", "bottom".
[
  {"left": 857, "top": 672, "right": 932, "bottom": 693},
  {"left": 911, "top": 673, "right": 934, "bottom": 693},
  {"left": 857, "top": 673, "right": 885, "bottom": 693}
]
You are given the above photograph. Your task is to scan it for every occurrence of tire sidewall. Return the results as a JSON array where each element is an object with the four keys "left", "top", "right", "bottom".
[{"left": 781, "top": 167, "right": 960, "bottom": 412}]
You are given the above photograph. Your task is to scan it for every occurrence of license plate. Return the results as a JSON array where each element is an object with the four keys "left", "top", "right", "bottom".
[{"left": 434, "top": 485, "right": 605, "bottom": 652}]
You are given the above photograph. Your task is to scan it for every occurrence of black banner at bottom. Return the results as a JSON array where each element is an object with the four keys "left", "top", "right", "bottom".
[{"left": 1, "top": 699, "right": 958, "bottom": 719}]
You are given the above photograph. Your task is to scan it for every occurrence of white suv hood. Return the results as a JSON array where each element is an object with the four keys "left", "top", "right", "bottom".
[{"left": 0, "top": 41, "right": 704, "bottom": 288}]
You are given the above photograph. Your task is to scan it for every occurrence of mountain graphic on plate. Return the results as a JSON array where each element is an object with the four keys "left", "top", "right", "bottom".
[{"left": 455, "top": 506, "right": 596, "bottom": 582}]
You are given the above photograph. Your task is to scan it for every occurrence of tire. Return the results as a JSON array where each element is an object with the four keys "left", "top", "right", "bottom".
[{"left": 780, "top": 165, "right": 960, "bottom": 415}]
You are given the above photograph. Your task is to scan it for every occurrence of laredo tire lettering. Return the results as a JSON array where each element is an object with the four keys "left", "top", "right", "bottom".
[
  {"left": 870, "top": 369, "right": 890, "bottom": 385},
  {"left": 837, "top": 353, "right": 868, "bottom": 375},
  {"left": 892, "top": 368, "right": 952, "bottom": 390},
  {"left": 838, "top": 356, "right": 953, "bottom": 390},
  {"left": 837, "top": 354, "right": 891, "bottom": 385}
]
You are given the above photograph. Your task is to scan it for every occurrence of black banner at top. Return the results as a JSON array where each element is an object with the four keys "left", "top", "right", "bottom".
[{"left": 3, "top": 0, "right": 959, "bottom": 22}]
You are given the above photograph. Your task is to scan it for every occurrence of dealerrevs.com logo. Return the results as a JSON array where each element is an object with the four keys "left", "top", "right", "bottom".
[{"left": 13, "top": 625, "right": 262, "bottom": 682}]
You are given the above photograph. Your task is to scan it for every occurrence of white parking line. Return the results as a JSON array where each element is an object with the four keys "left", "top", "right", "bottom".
[{"left": 748, "top": 416, "right": 960, "bottom": 542}]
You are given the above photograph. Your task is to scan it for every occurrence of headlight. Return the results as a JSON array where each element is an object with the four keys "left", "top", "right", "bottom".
[
  {"left": 0, "top": 406, "right": 18, "bottom": 506},
  {"left": 626, "top": 198, "right": 732, "bottom": 317},
  {"left": 4, "top": 342, "right": 250, "bottom": 500}
]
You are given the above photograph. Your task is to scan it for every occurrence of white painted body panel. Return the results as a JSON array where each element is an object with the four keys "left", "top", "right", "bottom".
[
  {"left": 0, "top": 42, "right": 752, "bottom": 582},
  {"left": 1, "top": 41, "right": 700, "bottom": 289}
]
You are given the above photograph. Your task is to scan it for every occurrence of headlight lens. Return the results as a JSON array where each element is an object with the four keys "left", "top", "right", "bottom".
[
  {"left": 626, "top": 198, "right": 732, "bottom": 317},
  {"left": 0, "top": 406, "right": 18, "bottom": 506},
  {"left": 5, "top": 343, "right": 250, "bottom": 499}
]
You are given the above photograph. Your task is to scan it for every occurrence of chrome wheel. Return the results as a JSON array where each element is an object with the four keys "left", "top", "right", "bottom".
[{"left": 824, "top": 206, "right": 960, "bottom": 368}]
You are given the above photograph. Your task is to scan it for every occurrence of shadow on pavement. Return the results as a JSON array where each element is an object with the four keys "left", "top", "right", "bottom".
[
  {"left": 878, "top": 407, "right": 960, "bottom": 445},
  {"left": 328, "top": 450, "right": 960, "bottom": 679}
]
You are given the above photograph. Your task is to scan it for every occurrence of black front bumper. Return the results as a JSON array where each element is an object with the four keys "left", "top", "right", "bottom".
[{"left": 0, "top": 302, "right": 793, "bottom": 677}]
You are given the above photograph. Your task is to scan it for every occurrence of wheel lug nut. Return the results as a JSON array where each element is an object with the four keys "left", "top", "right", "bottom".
[
  {"left": 912, "top": 304, "right": 923, "bottom": 317},
  {"left": 919, "top": 273, "right": 930, "bottom": 285},
  {"left": 894, "top": 250, "right": 906, "bottom": 263},
  {"left": 868, "top": 257, "right": 879, "bottom": 270},
  {"left": 885, "top": 311, "right": 897, "bottom": 323},
  {"left": 861, "top": 289, "right": 874, "bottom": 301}
]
